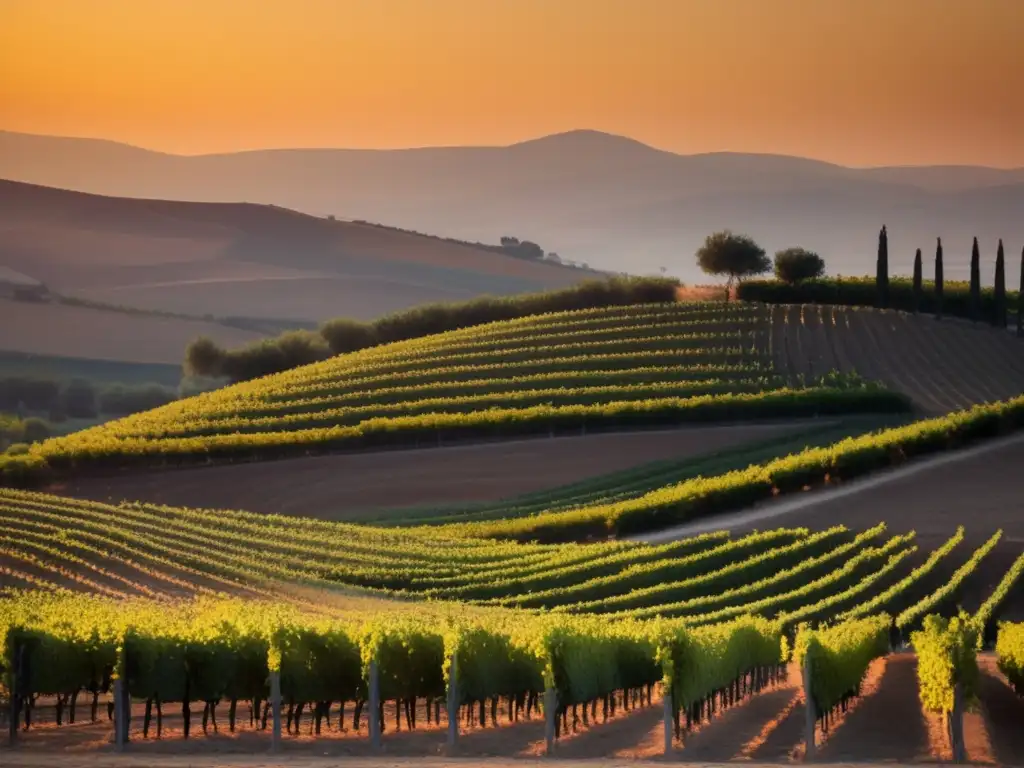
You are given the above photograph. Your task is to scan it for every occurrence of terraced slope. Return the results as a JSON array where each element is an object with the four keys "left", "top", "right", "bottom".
[
  {"left": 5, "top": 301, "right": 902, "bottom": 484},
  {"left": 768, "top": 304, "right": 1024, "bottom": 413}
]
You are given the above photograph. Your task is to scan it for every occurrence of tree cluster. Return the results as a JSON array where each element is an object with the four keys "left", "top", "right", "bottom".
[
  {"left": 695, "top": 232, "right": 824, "bottom": 290},
  {"left": 0, "top": 376, "right": 179, "bottom": 421}
]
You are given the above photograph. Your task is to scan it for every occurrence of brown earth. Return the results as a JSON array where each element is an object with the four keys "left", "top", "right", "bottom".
[
  {"left": 976, "top": 653, "right": 1024, "bottom": 765},
  {"left": 0, "top": 179, "right": 597, "bottom": 323},
  {"left": 53, "top": 422, "right": 809, "bottom": 521},
  {"left": 767, "top": 303, "right": 1024, "bottom": 414},
  {"left": 11, "top": 654, "right": 1023, "bottom": 765},
  {"left": 811, "top": 655, "right": 934, "bottom": 763},
  {"left": 0, "top": 299, "right": 265, "bottom": 365}
]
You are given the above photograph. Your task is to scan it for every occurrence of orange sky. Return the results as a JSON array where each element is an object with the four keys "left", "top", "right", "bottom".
[{"left": 2, "top": 0, "right": 1022, "bottom": 167}]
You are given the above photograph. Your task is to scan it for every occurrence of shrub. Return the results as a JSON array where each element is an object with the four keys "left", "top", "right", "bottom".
[
  {"left": 736, "top": 276, "right": 1019, "bottom": 321},
  {"left": 219, "top": 331, "right": 333, "bottom": 382},
  {"left": 61, "top": 378, "right": 97, "bottom": 419},
  {"left": 184, "top": 336, "right": 226, "bottom": 377},
  {"left": 0, "top": 377, "right": 61, "bottom": 412},
  {"left": 320, "top": 318, "right": 378, "bottom": 354},
  {"left": 5, "top": 442, "right": 30, "bottom": 455},
  {"left": 20, "top": 417, "right": 50, "bottom": 443},
  {"left": 98, "top": 384, "right": 178, "bottom": 416},
  {"left": 774, "top": 248, "right": 825, "bottom": 285}
]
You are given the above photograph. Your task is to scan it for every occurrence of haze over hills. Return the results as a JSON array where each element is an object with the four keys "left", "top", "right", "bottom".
[
  {"left": 2, "top": 128, "right": 1024, "bottom": 285},
  {"left": 0, "top": 178, "right": 597, "bottom": 324}
]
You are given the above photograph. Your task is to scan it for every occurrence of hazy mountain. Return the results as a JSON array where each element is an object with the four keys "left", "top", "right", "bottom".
[{"left": 2, "top": 128, "right": 1022, "bottom": 284}]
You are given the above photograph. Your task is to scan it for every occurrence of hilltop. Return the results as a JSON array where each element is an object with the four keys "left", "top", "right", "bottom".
[
  {"left": 2, "top": 129, "right": 1023, "bottom": 281},
  {"left": 0, "top": 178, "right": 598, "bottom": 325}
]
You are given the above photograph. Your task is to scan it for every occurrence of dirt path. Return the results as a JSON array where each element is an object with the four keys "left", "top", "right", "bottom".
[
  {"left": 977, "top": 653, "right": 1024, "bottom": 765},
  {"left": 548, "top": 701, "right": 662, "bottom": 759},
  {"left": 635, "top": 431, "right": 1024, "bottom": 543},
  {"left": 54, "top": 422, "right": 809, "bottom": 521},
  {"left": 676, "top": 684, "right": 800, "bottom": 762},
  {"left": 745, "top": 690, "right": 805, "bottom": 762},
  {"left": 814, "top": 654, "right": 933, "bottom": 763}
]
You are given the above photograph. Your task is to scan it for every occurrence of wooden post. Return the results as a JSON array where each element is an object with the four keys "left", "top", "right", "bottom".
[
  {"left": 8, "top": 642, "right": 22, "bottom": 746},
  {"left": 662, "top": 685, "right": 673, "bottom": 755},
  {"left": 123, "top": 678, "right": 132, "bottom": 743},
  {"left": 113, "top": 678, "right": 127, "bottom": 750},
  {"left": 269, "top": 671, "right": 281, "bottom": 752},
  {"left": 446, "top": 653, "right": 458, "bottom": 750},
  {"left": 949, "top": 683, "right": 966, "bottom": 763},
  {"left": 803, "top": 659, "right": 815, "bottom": 760},
  {"left": 368, "top": 660, "right": 381, "bottom": 750},
  {"left": 544, "top": 687, "right": 556, "bottom": 755}
]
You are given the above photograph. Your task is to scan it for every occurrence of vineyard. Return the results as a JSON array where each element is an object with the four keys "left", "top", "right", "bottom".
[
  {"left": 2, "top": 297, "right": 1024, "bottom": 765},
  {"left": 766, "top": 304, "right": 1024, "bottom": 414},
  {"left": 2, "top": 480, "right": 1024, "bottom": 761},
  {"left": 8, "top": 301, "right": 1022, "bottom": 531},
  {"left": 2, "top": 301, "right": 910, "bottom": 485}
]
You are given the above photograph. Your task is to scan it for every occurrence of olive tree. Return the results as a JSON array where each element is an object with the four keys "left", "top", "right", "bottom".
[
  {"left": 695, "top": 231, "right": 770, "bottom": 294},
  {"left": 774, "top": 248, "right": 825, "bottom": 284}
]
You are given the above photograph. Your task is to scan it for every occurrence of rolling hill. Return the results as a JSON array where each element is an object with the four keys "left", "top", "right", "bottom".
[
  {"left": 2, "top": 128, "right": 1023, "bottom": 283},
  {"left": 9, "top": 301, "right": 911, "bottom": 485},
  {"left": 3, "top": 304, "right": 1024, "bottom": 763},
  {"left": 0, "top": 298, "right": 266, "bottom": 366},
  {"left": 1, "top": 298, "right": 1018, "bottom": 526},
  {"left": 0, "top": 178, "right": 599, "bottom": 324}
]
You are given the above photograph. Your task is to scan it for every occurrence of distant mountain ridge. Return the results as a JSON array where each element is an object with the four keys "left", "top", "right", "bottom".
[{"left": 2, "top": 128, "right": 1023, "bottom": 283}]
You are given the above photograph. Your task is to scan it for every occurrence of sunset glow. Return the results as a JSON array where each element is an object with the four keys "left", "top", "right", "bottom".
[{"left": 2, "top": 0, "right": 1022, "bottom": 165}]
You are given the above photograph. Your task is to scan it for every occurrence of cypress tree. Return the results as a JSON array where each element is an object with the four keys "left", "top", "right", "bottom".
[
  {"left": 935, "top": 237, "right": 944, "bottom": 320},
  {"left": 876, "top": 225, "right": 889, "bottom": 308},
  {"left": 912, "top": 248, "right": 923, "bottom": 313},
  {"left": 969, "top": 236, "right": 981, "bottom": 321},
  {"left": 993, "top": 239, "right": 1006, "bottom": 328},
  {"left": 1018, "top": 246, "right": 1024, "bottom": 338}
]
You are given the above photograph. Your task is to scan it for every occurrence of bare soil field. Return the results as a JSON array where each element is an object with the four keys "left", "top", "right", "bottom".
[
  {"left": 0, "top": 299, "right": 264, "bottom": 365},
  {"left": 0, "top": 179, "right": 595, "bottom": 322},
  {"left": 54, "top": 422, "right": 807, "bottom": 520},
  {"left": 768, "top": 303, "right": 1024, "bottom": 414}
]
